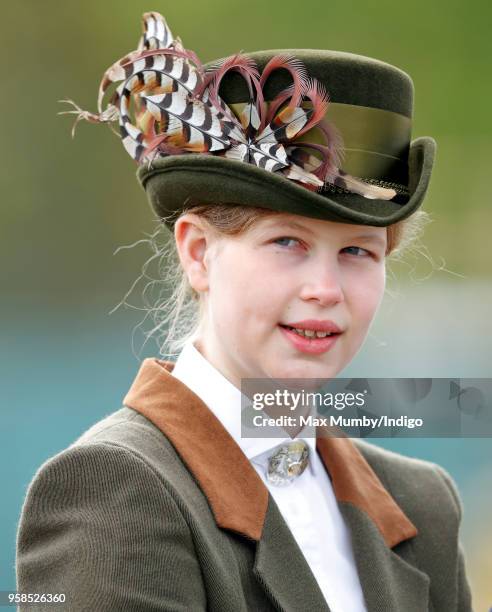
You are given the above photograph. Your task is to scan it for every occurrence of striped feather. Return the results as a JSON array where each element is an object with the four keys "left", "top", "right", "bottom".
[
  {"left": 142, "top": 87, "right": 236, "bottom": 154},
  {"left": 282, "top": 163, "right": 324, "bottom": 187},
  {"left": 137, "top": 12, "right": 174, "bottom": 51},
  {"left": 250, "top": 142, "right": 288, "bottom": 168},
  {"left": 222, "top": 143, "right": 249, "bottom": 163},
  {"left": 224, "top": 142, "right": 288, "bottom": 171},
  {"left": 255, "top": 106, "right": 311, "bottom": 144},
  {"left": 200, "top": 89, "right": 246, "bottom": 140},
  {"left": 331, "top": 170, "right": 397, "bottom": 200},
  {"left": 97, "top": 49, "right": 204, "bottom": 113},
  {"left": 237, "top": 101, "right": 261, "bottom": 137}
]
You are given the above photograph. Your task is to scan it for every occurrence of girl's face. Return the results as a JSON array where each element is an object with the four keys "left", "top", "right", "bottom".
[{"left": 175, "top": 212, "right": 387, "bottom": 388}]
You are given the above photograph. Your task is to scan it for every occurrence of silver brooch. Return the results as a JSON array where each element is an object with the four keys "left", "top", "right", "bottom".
[{"left": 266, "top": 440, "right": 310, "bottom": 486}]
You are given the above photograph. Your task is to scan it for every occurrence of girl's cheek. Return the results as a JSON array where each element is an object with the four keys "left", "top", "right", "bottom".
[
  {"left": 358, "top": 286, "right": 383, "bottom": 316},
  {"left": 347, "top": 274, "right": 384, "bottom": 318},
  {"left": 361, "top": 279, "right": 384, "bottom": 312}
]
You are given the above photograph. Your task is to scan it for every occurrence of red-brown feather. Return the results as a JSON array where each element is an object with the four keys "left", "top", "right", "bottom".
[
  {"left": 293, "top": 78, "right": 330, "bottom": 138},
  {"left": 205, "top": 53, "right": 265, "bottom": 128}
]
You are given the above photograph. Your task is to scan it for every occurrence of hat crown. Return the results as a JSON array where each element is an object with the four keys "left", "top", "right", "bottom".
[{"left": 205, "top": 49, "right": 414, "bottom": 118}]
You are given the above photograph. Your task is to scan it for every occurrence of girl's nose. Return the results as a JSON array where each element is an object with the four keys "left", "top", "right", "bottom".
[{"left": 298, "top": 266, "right": 344, "bottom": 306}]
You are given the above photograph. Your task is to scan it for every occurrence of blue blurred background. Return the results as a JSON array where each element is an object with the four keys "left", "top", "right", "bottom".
[{"left": 1, "top": 1, "right": 490, "bottom": 609}]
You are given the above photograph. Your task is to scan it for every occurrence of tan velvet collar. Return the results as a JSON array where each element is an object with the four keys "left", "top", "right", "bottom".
[{"left": 122, "top": 357, "right": 418, "bottom": 548}]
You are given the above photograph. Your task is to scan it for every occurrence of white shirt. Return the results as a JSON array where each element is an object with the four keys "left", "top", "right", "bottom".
[{"left": 171, "top": 338, "right": 367, "bottom": 612}]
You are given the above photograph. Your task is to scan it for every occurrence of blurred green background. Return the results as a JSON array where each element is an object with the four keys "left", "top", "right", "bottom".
[{"left": 1, "top": 1, "right": 490, "bottom": 609}]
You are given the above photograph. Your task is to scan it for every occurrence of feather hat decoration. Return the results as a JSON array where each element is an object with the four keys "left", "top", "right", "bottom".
[{"left": 59, "top": 11, "right": 399, "bottom": 202}]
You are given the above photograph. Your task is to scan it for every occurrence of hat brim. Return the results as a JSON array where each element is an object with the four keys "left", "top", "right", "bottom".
[{"left": 136, "top": 136, "right": 436, "bottom": 229}]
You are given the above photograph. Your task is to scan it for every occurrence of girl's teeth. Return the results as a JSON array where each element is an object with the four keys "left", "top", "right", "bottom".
[{"left": 290, "top": 327, "right": 332, "bottom": 339}]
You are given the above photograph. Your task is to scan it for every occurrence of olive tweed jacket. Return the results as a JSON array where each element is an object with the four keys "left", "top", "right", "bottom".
[{"left": 16, "top": 357, "right": 474, "bottom": 612}]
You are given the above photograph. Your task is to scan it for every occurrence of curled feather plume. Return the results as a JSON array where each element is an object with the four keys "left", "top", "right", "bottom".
[{"left": 58, "top": 11, "right": 397, "bottom": 201}]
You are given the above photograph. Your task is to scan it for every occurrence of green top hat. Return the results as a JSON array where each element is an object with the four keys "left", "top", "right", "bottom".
[{"left": 59, "top": 12, "right": 436, "bottom": 229}]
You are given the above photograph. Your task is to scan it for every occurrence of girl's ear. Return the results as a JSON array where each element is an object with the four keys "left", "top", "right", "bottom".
[{"left": 174, "top": 214, "right": 211, "bottom": 294}]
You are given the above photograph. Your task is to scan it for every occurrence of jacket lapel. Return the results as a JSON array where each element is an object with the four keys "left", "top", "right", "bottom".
[
  {"left": 254, "top": 495, "right": 331, "bottom": 611},
  {"left": 339, "top": 502, "right": 430, "bottom": 611},
  {"left": 123, "top": 358, "right": 427, "bottom": 612}
]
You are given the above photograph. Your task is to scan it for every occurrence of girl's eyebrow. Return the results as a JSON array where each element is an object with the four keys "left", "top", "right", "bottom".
[
  {"left": 262, "top": 219, "right": 315, "bottom": 235},
  {"left": 349, "top": 233, "right": 387, "bottom": 248}
]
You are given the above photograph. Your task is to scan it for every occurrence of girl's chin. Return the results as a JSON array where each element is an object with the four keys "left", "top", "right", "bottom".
[{"left": 267, "top": 361, "right": 339, "bottom": 385}]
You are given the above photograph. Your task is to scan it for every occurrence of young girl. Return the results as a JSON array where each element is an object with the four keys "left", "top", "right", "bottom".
[{"left": 16, "top": 11, "right": 473, "bottom": 612}]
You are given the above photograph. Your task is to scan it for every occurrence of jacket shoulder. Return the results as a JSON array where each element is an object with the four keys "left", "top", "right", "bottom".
[
  {"left": 20, "top": 407, "right": 199, "bottom": 526},
  {"left": 71, "top": 405, "right": 168, "bottom": 450},
  {"left": 68, "top": 406, "right": 186, "bottom": 481}
]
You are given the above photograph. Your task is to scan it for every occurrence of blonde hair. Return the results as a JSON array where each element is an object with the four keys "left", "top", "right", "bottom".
[{"left": 120, "top": 203, "right": 431, "bottom": 359}]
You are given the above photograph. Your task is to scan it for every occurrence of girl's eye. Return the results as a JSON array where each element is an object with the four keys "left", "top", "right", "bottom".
[
  {"left": 273, "top": 236, "right": 302, "bottom": 249},
  {"left": 272, "top": 238, "right": 374, "bottom": 258},
  {"left": 342, "top": 246, "right": 372, "bottom": 257}
]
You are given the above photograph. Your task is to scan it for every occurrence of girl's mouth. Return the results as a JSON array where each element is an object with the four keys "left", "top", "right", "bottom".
[{"left": 278, "top": 324, "right": 342, "bottom": 355}]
